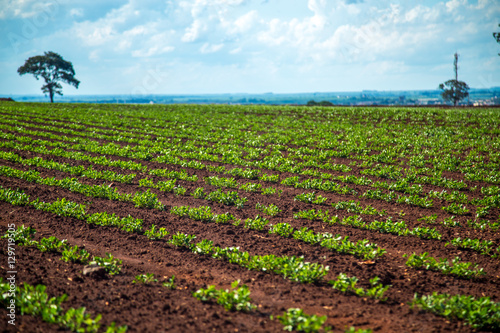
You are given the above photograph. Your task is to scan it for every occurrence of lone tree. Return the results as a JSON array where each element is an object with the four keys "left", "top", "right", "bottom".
[
  {"left": 494, "top": 24, "right": 500, "bottom": 56},
  {"left": 438, "top": 52, "right": 469, "bottom": 106},
  {"left": 17, "top": 51, "right": 80, "bottom": 103}
]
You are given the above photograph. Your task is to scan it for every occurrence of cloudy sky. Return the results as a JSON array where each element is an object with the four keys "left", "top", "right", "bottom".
[{"left": 1, "top": 0, "right": 499, "bottom": 96}]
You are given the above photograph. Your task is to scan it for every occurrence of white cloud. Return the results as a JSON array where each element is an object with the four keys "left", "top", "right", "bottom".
[
  {"left": 307, "top": 0, "right": 326, "bottom": 15},
  {"left": 1, "top": 0, "right": 499, "bottom": 94},
  {"left": 0, "top": 0, "right": 56, "bottom": 19},
  {"left": 69, "top": 8, "right": 84, "bottom": 17},
  {"left": 132, "top": 45, "right": 174, "bottom": 57},
  {"left": 228, "top": 10, "right": 259, "bottom": 34},
  {"left": 445, "top": 0, "right": 466, "bottom": 12},
  {"left": 404, "top": 5, "right": 440, "bottom": 23},
  {"left": 73, "top": 21, "right": 115, "bottom": 46},
  {"left": 200, "top": 42, "right": 224, "bottom": 53},
  {"left": 181, "top": 19, "right": 205, "bottom": 42},
  {"left": 230, "top": 47, "right": 242, "bottom": 54}
]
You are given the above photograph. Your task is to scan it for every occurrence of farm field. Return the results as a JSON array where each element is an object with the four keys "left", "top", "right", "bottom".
[{"left": 0, "top": 102, "right": 499, "bottom": 332}]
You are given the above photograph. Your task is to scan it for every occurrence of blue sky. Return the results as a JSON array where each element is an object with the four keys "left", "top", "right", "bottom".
[{"left": 1, "top": 0, "right": 499, "bottom": 96}]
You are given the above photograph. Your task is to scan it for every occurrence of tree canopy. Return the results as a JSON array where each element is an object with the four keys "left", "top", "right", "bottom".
[
  {"left": 439, "top": 53, "right": 469, "bottom": 106},
  {"left": 17, "top": 51, "right": 80, "bottom": 103}
]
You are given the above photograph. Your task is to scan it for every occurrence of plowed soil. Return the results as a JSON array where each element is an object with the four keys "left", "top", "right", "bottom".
[{"left": 0, "top": 105, "right": 499, "bottom": 333}]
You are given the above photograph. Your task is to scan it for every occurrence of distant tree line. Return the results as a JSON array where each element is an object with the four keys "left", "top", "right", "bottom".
[{"left": 306, "top": 100, "right": 334, "bottom": 106}]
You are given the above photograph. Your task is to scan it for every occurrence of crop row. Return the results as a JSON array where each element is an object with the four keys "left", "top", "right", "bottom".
[
  {"left": 4, "top": 142, "right": 495, "bottom": 236},
  {"left": 0, "top": 186, "right": 379, "bottom": 332},
  {"left": 170, "top": 205, "right": 385, "bottom": 260},
  {"left": 0, "top": 279, "right": 127, "bottom": 333},
  {"left": 2, "top": 184, "right": 498, "bottom": 331},
  {"left": 2, "top": 130, "right": 498, "bottom": 218},
  {"left": 1, "top": 109, "right": 498, "bottom": 183},
  {"left": 2, "top": 162, "right": 498, "bottom": 259},
  {"left": 4, "top": 225, "right": 122, "bottom": 275},
  {"left": 2, "top": 121, "right": 498, "bottom": 198}
]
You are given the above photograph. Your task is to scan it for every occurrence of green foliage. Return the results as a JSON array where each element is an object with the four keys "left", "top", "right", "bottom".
[
  {"left": 261, "top": 187, "right": 282, "bottom": 196},
  {"left": 244, "top": 215, "right": 269, "bottom": 231},
  {"left": 2, "top": 224, "right": 37, "bottom": 246},
  {"left": 276, "top": 308, "right": 330, "bottom": 333},
  {"left": 193, "top": 280, "right": 256, "bottom": 312},
  {"left": 188, "top": 206, "right": 214, "bottom": 222},
  {"left": 395, "top": 194, "right": 434, "bottom": 208},
  {"left": 441, "top": 216, "right": 460, "bottom": 227},
  {"left": 255, "top": 202, "right": 281, "bottom": 216},
  {"left": 0, "top": 185, "right": 31, "bottom": 206},
  {"left": 90, "top": 253, "right": 122, "bottom": 276},
  {"left": 132, "top": 273, "right": 158, "bottom": 284},
  {"left": 157, "top": 180, "right": 177, "bottom": 192},
  {"left": 211, "top": 245, "right": 329, "bottom": 283},
  {"left": 418, "top": 214, "right": 438, "bottom": 224},
  {"left": 149, "top": 168, "right": 197, "bottom": 182},
  {"left": 18, "top": 51, "right": 80, "bottom": 103},
  {"left": 205, "top": 189, "right": 247, "bottom": 208},
  {"left": 481, "top": 185, "right": 500, "bottom": 196},
  {"left": 344, "top": 328, "right": 372, "bottom": 333},
  {"left": 132, "top": 189, "right": 164, "bottom": 209},
  {"left": 335, "top": 215, "right": 441, "bottom": 240},
  {"left": 0, "top": 279, "right": 126, "bottom": 332},
  {"left": 293, "top": 227, "right": 323, "bottom": 245},
  {"left": 239, "top": 182, "right": 262, "bottom": 192},
  {"left": 475, "top": 206, "right": 490, "bottom": 218},
  {"left": 138, "top": 177, "right": 155, "bottom": 188},
  {"left": 404, "top": 252, "right": 485, "bottom": 279},
  {"left": 86, "top": 212, "right": 143, "bottom": 233},
  {"left": 269, "top": 223, "right": 295, "bottom": 237},
  {"left": 446, "top": 237, "right": 494, "bottom": 255},
  {"left": 287, "top": 226, "right": 385, "bottom": 260},
  {"left": 228, "top": 168, "right": 260, "bottom": 180},
  {"left": 191, "top": 187, "right": 206, "bottom": 199},
  {"left": 408, "top": 226, "right": 442, "bottom": 240},
  {"left": 442, "top": 203, "right": 470, "bottom": 215},
  {"left": 162, "top": 275, "right": 176, "bottom": 289},
  {"left": 428, "top": 189, "right": 468, "bottom": 203},
  {"left": 411, "top": 292, "right": 500, "bottom": 330},
  {"left": 332, "top": 200, "right": 363, "bottom": 214},
  {"left": 259, "top": 173, "right": 279, "bottom": 183},
  {"left": 31, "top": 197, "right": 87, "bottom": 220},
  {"left": 192, "top": 239, "right": 215, "bottom": 255},
  {"left": 6, "top": 225, "right": 123, "bottom": 275},
  {"left": 37, "top": 236, "right": 68, "bottom": 253},
  {"left": 213, "top": 212, "right": 234, "bottom": 224},
  {"left": 173, "top": 186, "right": 187, "bottom": 196},
  {"left": 169, "top": 232, "right": 196, "bottom": 249},
  {"left": 330, "top": 274, "right": 390, "bottom": 301},
  {"left": 294, "top": 209, "right": 330, "bottom": 221},
  {"left": 319, "top": 234, "right": 386, "bottom": 260},
  {"left": 144, "top": 224, "right": 169, "bottom": 240},
  {"left": 281, "top": 176, "right": 300, "bottom": 186},
  {"left": 170, "top": 205, "right": 190, "bottom": 217},
  {"left": 467, "top": 218, "right": 500, "bottom": 231},
  {"left": 295, "top": 192, "right": 328, "bottom": 205},
  {"left": 439, "top": 80, "right": 470, "bottom": 106},
  {"left": 61, "top": 245, "right": 90, "bottom": 264},
  {"left": 332, "top": 200, "right": 385, "bottom": 215},
  {"left": 204, "top": 176, "right": 238, "bottom": 188}
]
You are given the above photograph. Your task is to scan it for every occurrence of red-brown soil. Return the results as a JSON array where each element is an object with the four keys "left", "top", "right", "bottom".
[{"left": 0, "top": 110, "right": 499, "bottom": 333}]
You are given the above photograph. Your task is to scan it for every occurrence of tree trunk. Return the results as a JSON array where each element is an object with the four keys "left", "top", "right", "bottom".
[{"left": 49, "top": 87, "right": 54, "bottom": 103}]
